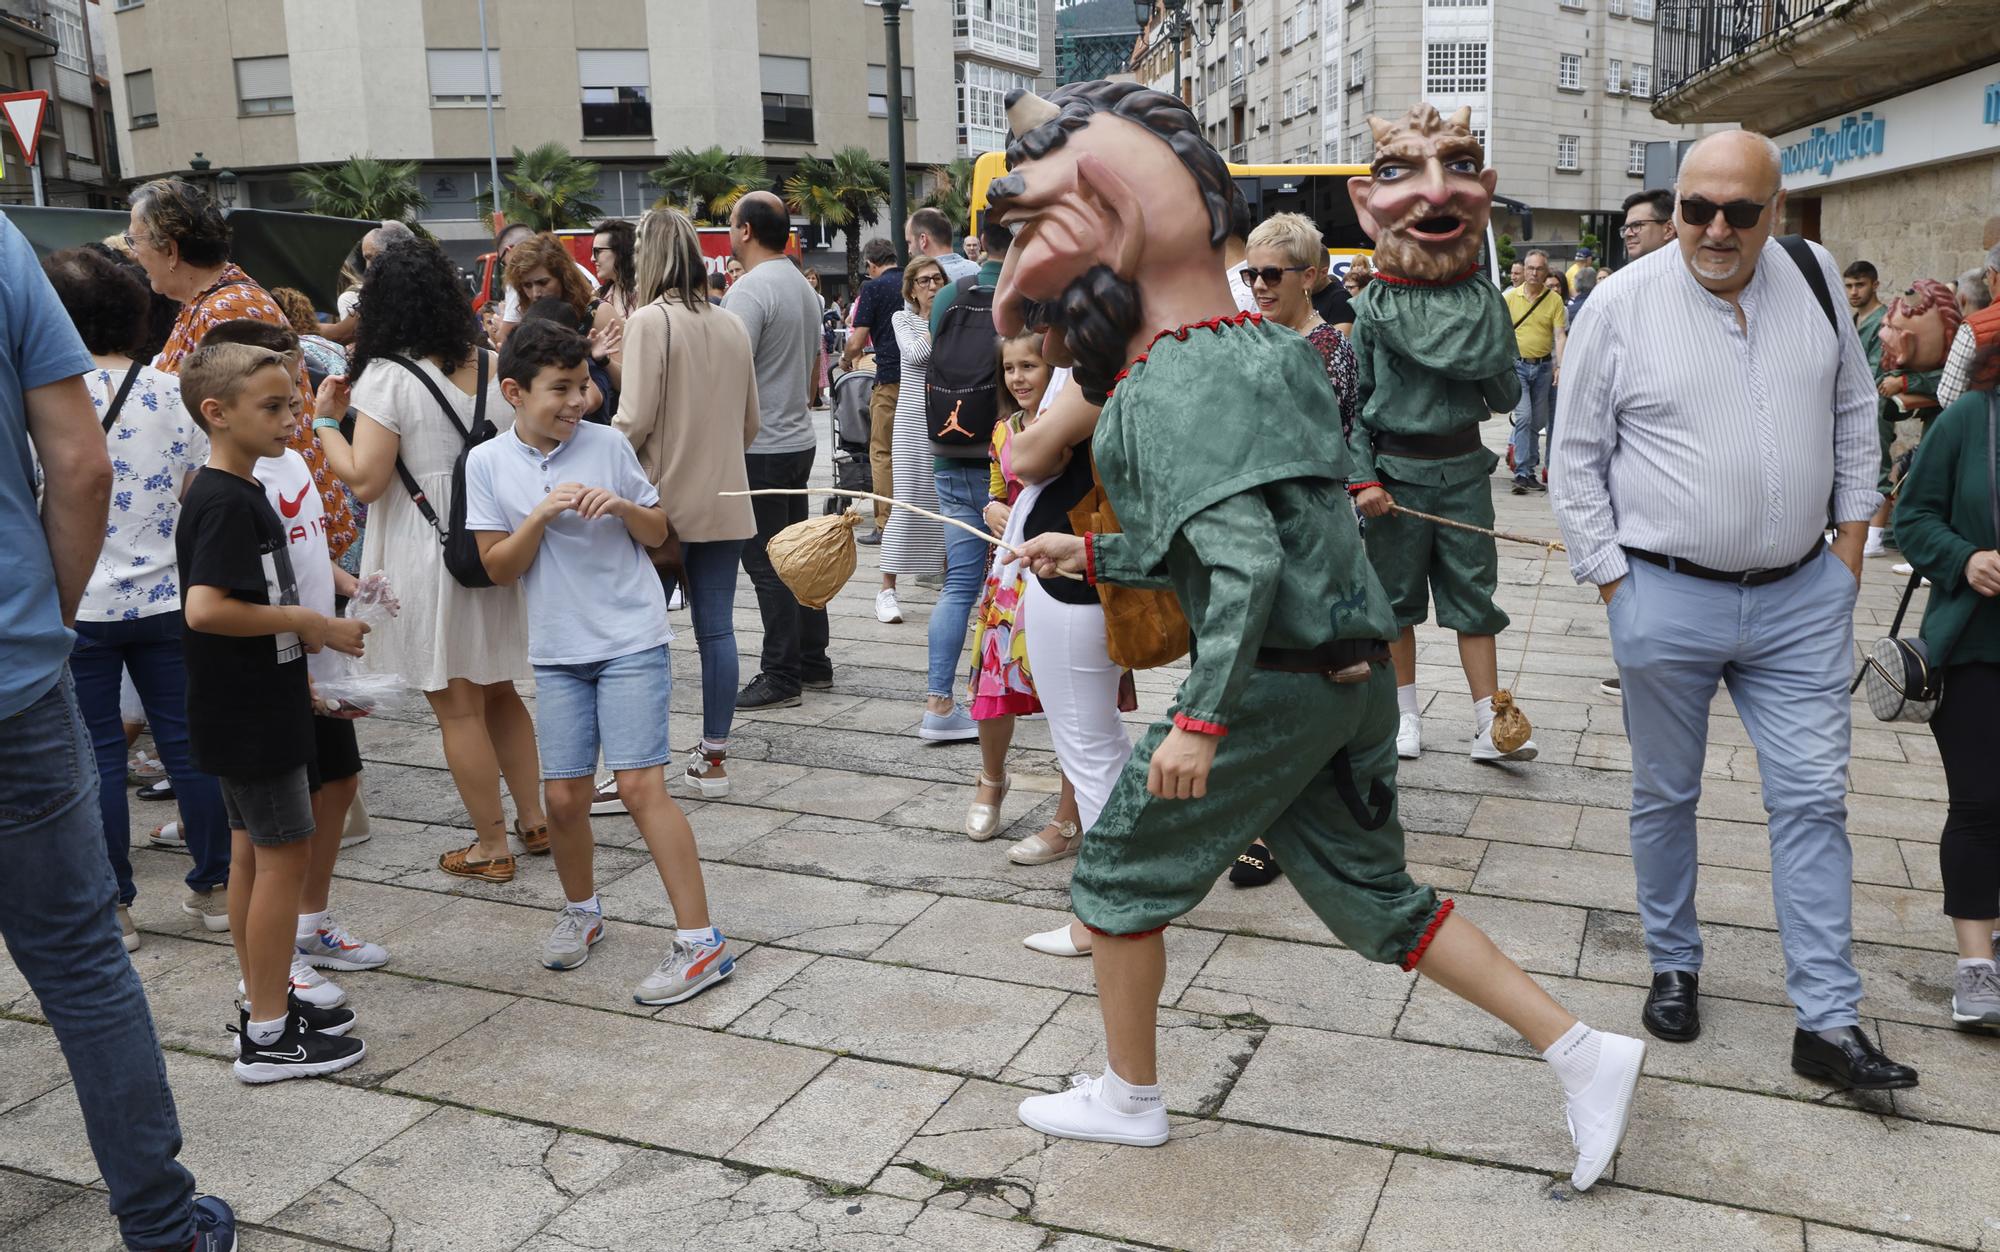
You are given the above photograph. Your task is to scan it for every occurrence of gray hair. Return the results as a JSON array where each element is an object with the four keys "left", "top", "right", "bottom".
[
  {"left": 1523, "top": 249, "right": 1550, "bottom": 265},
  {"left": 363, "top": 220, "right": 418, "bottom": 254},
  {"left": 1574, "top": 267, "right": 1597, "bottom": 293},
  {"left": 1960, "top": 266, "right": 1993, "bottom": 313}
]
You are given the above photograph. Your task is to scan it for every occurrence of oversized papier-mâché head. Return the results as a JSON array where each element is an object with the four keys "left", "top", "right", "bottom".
[
  {"left": 1346, "top": 104, "right": 1498, "bottom": 283},
  {"left": 1880, "top": 278, "right": 1963, "bottom": 373},
  {"left": 989, "top": 81, "right": 1235, "bottom": 400}
]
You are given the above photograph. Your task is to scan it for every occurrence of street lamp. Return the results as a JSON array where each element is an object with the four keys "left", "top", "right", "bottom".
[
  {"left": 1136, "top": 0, "right": 1222, "bottom": 104},
  {"left": 868, "top": 0, "right": 911, "bottom": 266},
  {"left": 215, "top": 169, "right": 239, "bottom": 210}
]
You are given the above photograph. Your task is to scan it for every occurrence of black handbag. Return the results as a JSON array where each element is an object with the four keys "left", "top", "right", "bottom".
[{"left": 390, "top": 352, "right": 497, "bottom": 590}]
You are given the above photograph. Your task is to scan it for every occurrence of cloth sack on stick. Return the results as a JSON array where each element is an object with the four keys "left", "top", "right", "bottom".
[
  {"left": 769, "top": 511, "right": 862, "bottom": 609},
  {"left": 1488, "top": 688, "right": 1533, "bottom": 754}
]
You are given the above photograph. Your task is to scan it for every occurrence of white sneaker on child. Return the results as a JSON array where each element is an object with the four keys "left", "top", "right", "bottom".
[
  {"left": 1396, "top": 712, "right": 1423, "bottom": 759},
  {"left": 1563, "top": 1032, "right": 1647, "bottom": 1191},
  {"left": 1017, "top": 1073, "right": 1169, "bottom": 1147},
  {"left": 239, "top": 956, "right": 346, "bottom": 1010}
]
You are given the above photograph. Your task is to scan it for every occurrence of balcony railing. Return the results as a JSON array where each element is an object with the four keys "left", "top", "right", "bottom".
[{"left": 1655, "top": 0, "right": 1836, "bottom": 98}]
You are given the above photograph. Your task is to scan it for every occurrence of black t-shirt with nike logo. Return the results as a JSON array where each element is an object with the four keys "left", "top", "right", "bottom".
[{"left": 175, "top": 466, "right": 314, "bottom": 779}]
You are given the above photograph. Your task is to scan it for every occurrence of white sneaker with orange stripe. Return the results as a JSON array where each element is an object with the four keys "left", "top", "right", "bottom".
[{"left": 633, "top": 933, "right": 734, "bottom": 1006}]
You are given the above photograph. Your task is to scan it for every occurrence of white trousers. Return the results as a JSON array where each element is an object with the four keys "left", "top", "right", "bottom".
[{"left": 1022, "top": 574, "right": 1133, "bottom": 831}]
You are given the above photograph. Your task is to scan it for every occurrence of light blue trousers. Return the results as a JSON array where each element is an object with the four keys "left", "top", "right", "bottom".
[{"left": 1608, "top": 546, "right": 1865, "bottom": 1032}]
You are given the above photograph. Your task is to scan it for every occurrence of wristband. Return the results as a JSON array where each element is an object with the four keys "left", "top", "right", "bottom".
[{"left": 312, "top": 417, "right": 342, "bottom": 432}]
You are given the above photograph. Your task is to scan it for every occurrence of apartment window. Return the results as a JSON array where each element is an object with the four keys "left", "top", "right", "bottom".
[
  {"left": 50, "top": 0, "right": 87, "bottom": 73},
  {"left": 1631, "top": 0, "right": 1654, "bottom": 17},
  {"left": 1424, "top": 42, "right": 1487, "bottom": 94},
  {"left": 1628, "top": 140, "right": 1647, "bottom": 175},
  {"left": 1557, "top": 134, "right": 1580, "bottom": 170},
  {"left": 953, "top": 0, "right": 1039, "bottom": 61},
  {"left": 1348, "top": 47, "right": 1367, "bottom": 89},
  {"left": 1608, "top": 0, "right": 1625, "bottom": 13},
  {"left": 1606, "top": 58, "right": 1623, "bottom": 92},
  {"left": 1255, "top": 97, "right": 1270, "bottom": 129},
  {"left": 1307, "top": 74, "right": 1319, "bottom": 111},
  {"left": 125, "top": 70, "right": 156, "bottom": 128},
  {"left": 760, "top": 55, "right": 813, "bottom": 143},
  {"left": 957, "top": 60, "right": 1031, "bottom": 154},
  {"left": 577, "top": 50, "right": 651, "bottom": 137},
  {"left": 1471, "top": 126, "right": 1488, "bottom": 157},
  {"left": 427, "top": 49, "right": 502, "bottom": 105},
  {"left": 235, "top": 56, "right": 293, "bottom": 115},
  {"left": 1560, "top": 0, "right": 1584, "bottom": 10},
  {"left": 114, "top": 0, "right": 143, "bottom": 8},
  {"left": 1230, "top": 35, "right": 1246, "bottom": 81},
  {"left": 1630, "top": 62, "right": 1652, "bottom": 96},
  {"left": 1256, "top": 31, "right": 1270, "bottom": 61},
  {"left": 1280, "top": 13, "right": 1294, "bottom": 47},
  {"left": 1557, "top": 53, "right": 1581, "bottom": 91},
  {"left": 60, "top": 100, "right": 93, "bottom": 162},
  {"left": 1426, "top": 0, "right": 1486, "bottom": 6},
  {"left": 867, "top": 64, "right": 916, "bottom": 119}
]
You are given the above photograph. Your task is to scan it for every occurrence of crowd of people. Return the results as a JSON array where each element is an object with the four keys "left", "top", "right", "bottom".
[{"left": 1, "top": 104, "right": 1996, "bottom": 1249}]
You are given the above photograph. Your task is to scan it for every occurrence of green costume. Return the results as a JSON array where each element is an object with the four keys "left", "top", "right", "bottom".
[
  {"left": 1345, "top": 274, "right": 1522, "bottom": 636},
  {"left": 1075, "top": 314, "right": 1450, "bottom": 967},
  {"left": 1858, "top": 304, "right": 1947, "bottom": 496}
]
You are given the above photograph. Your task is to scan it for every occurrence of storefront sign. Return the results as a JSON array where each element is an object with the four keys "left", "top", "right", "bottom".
[
  {"left": 1775, "top": 64, "right": 2000, "bottom": 192},
  {"left": 1780, "top": 112, "right": 1886, "bottom": 178}
]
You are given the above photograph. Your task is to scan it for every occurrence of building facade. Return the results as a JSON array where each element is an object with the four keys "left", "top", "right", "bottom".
[
  {"left": 1652, "top": 0, "right": 1999, "bottom": 288},
  {"left": 954, "top": 0, "right": 1056, "bottom": 157},
  {"left": 103, "top": 0, "right": 960, "bottom": 246},
  {"left": 1, "top": 0, "right": 120, "bottom": 207}
]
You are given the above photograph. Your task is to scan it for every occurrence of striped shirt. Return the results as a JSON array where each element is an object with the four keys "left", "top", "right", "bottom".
[{"left": 1549, "top": 237, "right": 1880, "bottom": 585}]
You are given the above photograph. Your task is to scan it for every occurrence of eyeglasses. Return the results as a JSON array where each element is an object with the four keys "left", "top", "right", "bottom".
[
  {"left": 914, "top": 274, "right": 948, "bottom": 288},
  {"left": 1619, "top": 218, "right": 1669, "bottom": 236},
  {"left": 592, "top": 246, "right": 618, "bottom": 257},
  {"left": 1677, "top": 198, "right": 1770, "bottom": 230},
  {"left": 1238, "top": 265, "right": 1308, "bottom": 288},
  {"left": 121, "top": 230, "right": 152, "bottom": 251}
]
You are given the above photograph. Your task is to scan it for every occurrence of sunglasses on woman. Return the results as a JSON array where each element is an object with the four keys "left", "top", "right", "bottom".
[
  {"left": 1677, "top": 197, "right": 1770, "bottom": 229},
  {"left": 1238, "top": 265, "right": 1308, "bottom": 287}
]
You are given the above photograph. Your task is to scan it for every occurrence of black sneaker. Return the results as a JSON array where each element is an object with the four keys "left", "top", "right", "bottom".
[
  {"left": 1229, "top": 841, "right": 1282, "bottom": 887},
  {"left": 191, "top": 1195, "right": 237, "bottom": 1252},
  {"left": 1510, "top": 479, "right": 1530, "bottom": 496},
  {"left": 738, "top": 674, "right": 802, "bottom": 710},
  {"left": 232, "top": 1008, "right": 365, "bottom": 1084},
  {"left": 802, "top": 671, "right": 835, "bottom": 692},
  {"left": 228, "top": 993, "right": 357, "bottom": 1055}
]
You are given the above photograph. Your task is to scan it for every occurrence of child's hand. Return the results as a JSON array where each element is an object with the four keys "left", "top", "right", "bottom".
[
  {"left": 572, "top": 486, "right": 626, "bottom": 521},
  {"left": 984, "top": 501, "right": 1011, "bottom": 535},
  {"left": 533, "top": 482, "right": 584, "bottom": 523},
  {"left": 323, "top": 616, "right": 370, "bottom": 658}
]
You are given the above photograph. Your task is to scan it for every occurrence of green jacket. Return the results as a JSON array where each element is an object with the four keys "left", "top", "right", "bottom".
[
  {"left": 1088, "top": 316, "right": 1398, "bottom": 732},
  {"left": 1856, "top": 305, "right": 1886, "bottom": 374},
  {"left": 1346, "top": 274, "right": 1521, "bottom": 488},
  {"left": 1893, "top": 388, "right": 2000, "bottom": 667}
]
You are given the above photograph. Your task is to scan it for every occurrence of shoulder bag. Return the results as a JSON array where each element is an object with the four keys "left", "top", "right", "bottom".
[
  {"left": 1067, "top": 473, "right": 1191, "bottom": 671},
  {"left": 1511, "top": 288, "right": 1550, "bottom": 331},
  {"left": 389, "top": 352, "right": 498, "bottom": 590},
  {"left": 636, "top": 300, "right": 687, "bottom": 587},
  {"left": 1853, "top": 392, "right": 1997, "bottom": 721},
  {"left": 99, "top": 362, "right": 143, "bottom": 432}
]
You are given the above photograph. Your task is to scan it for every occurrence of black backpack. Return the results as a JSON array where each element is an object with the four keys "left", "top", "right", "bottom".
[
  {"left": 389, "top": 352, "right": 498, "bottom": 589},
  {"left": 925, "top": 282, "right": 1000, "bottom": 448}
]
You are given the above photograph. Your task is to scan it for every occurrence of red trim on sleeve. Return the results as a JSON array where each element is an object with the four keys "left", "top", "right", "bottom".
[
  {"left": 1346, "top": 481, "right": 1383, "bottom": 494},
  {"left": 1083, "top": 531, "right": 1101, "bottom": 586},
  {"left": 1172, "top": 712, "right": 1229, "bottom": 736},
  {"left": 1398, "top": 897, "right": 1456, "bottom": 971}
]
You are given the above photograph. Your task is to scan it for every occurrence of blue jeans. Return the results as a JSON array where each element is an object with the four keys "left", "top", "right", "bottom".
[
  {"left": 534, "top": 646, "right": 673, "bottom": 779},
  {"left": 680, "top": 539, "right": 744, "bottom": 745},
  {"left": 1510, "top": 358, "right": 1555, "bottom": 477},
  {"left": 0, "top": 673, "right": 197, "bottom": 1250},
  {"left": 69, "top": 613, "right": 230, "bottom": 901},
  {"left": 1609, "top": 547, "right": 1865, "bottom": 1031},
  {"left": 928, "top": 462, "right": 991, "bottom": 700}
]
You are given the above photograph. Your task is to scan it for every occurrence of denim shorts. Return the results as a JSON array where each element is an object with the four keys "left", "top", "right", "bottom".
[
  {"left": 534, "top": 645, "right": 671, "bottom": 780},
  {"left": 219, "top": 765, "right": 316, "bottom": 847}
]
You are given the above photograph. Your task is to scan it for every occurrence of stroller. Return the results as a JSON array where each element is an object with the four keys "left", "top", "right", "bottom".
[{"left": 826, "top": 359, "right": 876, "bottom": 516}]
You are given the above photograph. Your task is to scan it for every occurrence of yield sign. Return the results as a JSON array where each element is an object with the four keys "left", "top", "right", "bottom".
[{"left": 0, "top": 91, "right": 49, "bottom": 164}]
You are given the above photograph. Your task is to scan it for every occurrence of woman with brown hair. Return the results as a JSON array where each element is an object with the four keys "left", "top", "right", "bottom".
[
  {"left": 876, "top": 255, "right": 949, "bottom": 638},
  {"left": 503, "top": 232, "right": 624, "bottom": 390}
]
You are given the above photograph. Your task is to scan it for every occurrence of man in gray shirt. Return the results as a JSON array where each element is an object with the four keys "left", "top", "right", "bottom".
[
  {"left": 726, "top": 191, "right": 834, "bottom": 708},
  {"left": 907, "top": 206, "right": 978, "bottom": 285}
]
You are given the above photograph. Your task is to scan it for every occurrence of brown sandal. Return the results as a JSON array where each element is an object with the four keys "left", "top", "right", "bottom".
[
  {"left": 439, "top": 842, "right": 516, "bottom": 883},
  {"left": 514, "top": 818, "right": 551, "bottom": 856}
]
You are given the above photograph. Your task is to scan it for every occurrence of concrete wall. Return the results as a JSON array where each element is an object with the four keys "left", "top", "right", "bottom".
[{"left": 1805, "top": 153, "right": 2000, "bottom": 289}]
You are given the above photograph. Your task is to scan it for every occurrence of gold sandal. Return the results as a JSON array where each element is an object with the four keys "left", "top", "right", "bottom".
[
  {"left": 965, "top": 773, "right": 1011, "bottom": 842},
  {"left": 1007, "top": 820, "right": 1082, "bottom": 866},
  {"left": 439, "top": 842, "right": 516, "bottom": 883},
  {"left": 514, "top": 818, "right": 550, "bottom": 856}
]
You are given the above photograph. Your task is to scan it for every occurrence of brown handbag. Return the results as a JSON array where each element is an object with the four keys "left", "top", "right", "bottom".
[{"left": 1068, "top": 478, "right": 1191, "bottom": 671}]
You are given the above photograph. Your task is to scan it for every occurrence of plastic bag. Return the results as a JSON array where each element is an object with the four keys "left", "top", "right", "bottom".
[{"left": 313, "top": 573, "right": 406, "bottom": 718}]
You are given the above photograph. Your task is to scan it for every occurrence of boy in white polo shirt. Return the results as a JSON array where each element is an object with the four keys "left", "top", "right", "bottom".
[{"left": 464, "top": 319, "right": 731, "bottom": 1006}]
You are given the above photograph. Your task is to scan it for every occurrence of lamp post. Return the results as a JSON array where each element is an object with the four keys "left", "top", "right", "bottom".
[
  {"left": 1136, "top": 0, "right": 1222, "bottom": 103},
  {"left": 876, "top": 0, "right": 910, "bottom": 266},
  {"left": 216, "top": 169, "right": 239, "bottom": 210}
]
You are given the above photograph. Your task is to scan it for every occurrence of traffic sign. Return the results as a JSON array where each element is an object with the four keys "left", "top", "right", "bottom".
[{"left": 0, "top": 90, "right": 49, "bottom": 164}]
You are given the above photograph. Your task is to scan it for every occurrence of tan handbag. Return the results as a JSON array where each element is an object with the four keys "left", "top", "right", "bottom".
[{"left": 1068, "top": 479, "right": 1190, "bottom": 671}]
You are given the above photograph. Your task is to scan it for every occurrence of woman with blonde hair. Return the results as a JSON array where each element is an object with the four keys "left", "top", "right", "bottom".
[
  {"left": 877, "top": 257, "right": 950, "bottom": 656},
  {"left": 503, "top": 231, "right": 624, "bottom": 389},
  {"left": 602, "top": 207, "right": 761, "bottom": 804}
]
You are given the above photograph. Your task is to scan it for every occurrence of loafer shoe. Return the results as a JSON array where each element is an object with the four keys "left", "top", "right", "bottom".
[
  {"left": 1018, "top": 1073, "right": 1168, "bottom": 1147},
  {"left": 1790, "top": 1025, "right": 1918, "bottom": 1091},
  {"left": 1023, "top": 925, "right": 1089, "bottom": 957},
  {"left": 1640, "top": 970, "right": 1700, "bottom": 1043},
  {"left": 1228, "top": 841, "right": 1282, "bottom": 887},
  {"left": 1566, "top": 1032, "right": 1647, "bottom": 1191}
]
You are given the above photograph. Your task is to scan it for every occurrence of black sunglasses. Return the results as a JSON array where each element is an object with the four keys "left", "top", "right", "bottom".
[
  {"left": 1678, "top": 197, "right": 1769, "bottom": 229},
  {"left": 1238, "top": 265, "right": 1308, "bottom": 287}
]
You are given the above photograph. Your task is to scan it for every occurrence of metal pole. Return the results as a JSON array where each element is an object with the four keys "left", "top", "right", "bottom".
[
  {"left": 477, "top": 0, "right": 503, "bottom": 230},
  {"left": 883, "top": 0, "right": 908, "bottom": 267},
  {"left": 29, "top": 159, "right": 44, "bottom": 207}
]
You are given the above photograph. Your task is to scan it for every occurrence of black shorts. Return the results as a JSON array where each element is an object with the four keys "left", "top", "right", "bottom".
[{"left": 309, "top": 714, "right": 363, "bottom": 789}]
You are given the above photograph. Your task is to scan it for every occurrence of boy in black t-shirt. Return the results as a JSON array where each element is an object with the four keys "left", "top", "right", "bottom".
[{"left": 176, "top": 341, "right": 369, "bottom": 1084}]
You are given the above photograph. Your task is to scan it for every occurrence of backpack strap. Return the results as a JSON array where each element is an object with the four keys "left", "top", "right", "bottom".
[
  {"left": 100, "top": 362, "right": 143, "bottom": 433},
  {"left": 1511, "top": 288, "right": 1550, "bottom": 330},
  {"left": 386, "top": 353, "right": 482, "bottom": 538},
  {"left": 1775, "top": 235, "right": 1838, "bottom": 335}
]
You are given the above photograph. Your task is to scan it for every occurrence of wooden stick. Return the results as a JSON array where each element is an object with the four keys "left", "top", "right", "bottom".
[{"left": 1389, "top": 504, "right": 1566, "bottom": 553}]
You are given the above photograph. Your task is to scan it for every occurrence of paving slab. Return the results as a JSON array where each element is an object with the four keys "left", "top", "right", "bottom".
[
  {"left": 1878, "top": 1020, "right": 2000, "bottom": 1132},
  {"left": 730, "top": 1057, "right": 964, "bottom": 1186},
  {"left": 598, "top": 860, "right": 936, "bottom": 958},
  {"left": 1174, "top": 933, "right": 1412, "bottom": 1036},
  {"left": 1000, "top": 995, "right": 1265, "bottom": 1115},
  {"left": 727, "top": 812, "right": 1080, "bottom": 905}
]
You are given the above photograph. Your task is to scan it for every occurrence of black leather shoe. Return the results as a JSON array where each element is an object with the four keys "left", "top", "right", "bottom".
[
  {"left": 1791, "top": 1026, "right": 1918, "bottom": 1091},
  {"left": 1228, "top": 841, "right": 1281, "bottom": 887},
  {"left": 1641, "top": 971, "right": 1701, "bottom": 1042}
]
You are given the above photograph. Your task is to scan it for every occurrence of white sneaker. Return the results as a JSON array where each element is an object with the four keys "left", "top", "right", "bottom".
[
  {"left": 589, "top": 776, "right": 626, "bottom": 815},
  {"left": 1862, "top": 537, "right": 1887, "bottom": 558},
  {"left": 1565, "top": 1032, "right": 1647, "bottom": 1191},
  {"left": 1018, "top": 1073, "right": 1169, "bottom": 1147},
  {"left": 1471, "top": 724, "right": 1538, "bottom": 763},
  {"left": 1396, "top": 712, "right": 1422, "bottom": 759},
  {"left": 875, "top": 588, "right": 903, "bottom": 624},
  {"left": 240, "top": 955, "right": 347, "bottom": 1010},
  {"left": 341, "top": 796, "right": 371, "bottom": 848},
  {"left": 297, "top": 914, "right": 390, "bottom": 971}
]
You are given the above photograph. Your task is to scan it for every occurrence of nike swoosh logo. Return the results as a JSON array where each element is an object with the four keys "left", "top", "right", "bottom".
[
  {"left": 278, "top": 485, "right": 311, "bottom": 518},
  {"left": 258, "top": 1045, "right": 308, "bottom": 1062}
]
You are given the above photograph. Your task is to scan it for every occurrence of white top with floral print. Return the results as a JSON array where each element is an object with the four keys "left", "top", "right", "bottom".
[{"left": 80, "top": 363, "right": 208, "bottom": 622}]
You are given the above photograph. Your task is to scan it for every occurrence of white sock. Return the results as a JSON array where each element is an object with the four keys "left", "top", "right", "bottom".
[
  {"left": 1098, "top": 1065, "right": 1164, "bottom": 1115},
  {"left": 1543, "top": 1021, "right": 1603, "bottom": 1098},
  {"left": 297, "top": 910, "right": 327, "bottom": 941},
  {"left": 1866, "top": 525, "right": 1884, "bottom": 545},
  {"left": 1397, "top": 684, "right": 1420, "bottom": 718},
  {"left": 568, "top": 895, "right": 602, "bottom": 915},
  {"left": 700, "top": 739, "right": 728, "bottom": 756},
  {"left": 1958, "top": 957, "right": 1997, "bottom": 971},
  {"left": 678, "top": 926, "right": 721, "bottom": 947},
  {"left": 1474, "top": 695, "right": 1495, "bottom": 734},
  {"left": 246, "top": 1014, "right": 287, "bottom": 1046}
]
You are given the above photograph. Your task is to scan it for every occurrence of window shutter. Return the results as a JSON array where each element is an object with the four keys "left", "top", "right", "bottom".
[
  {"left": 235, "top": 55, "right": 292, "bottom": 101},
  {"left": 126, "top": 69, "right": 156, "bottom": 118},
  {"left": 760, "top": 55, "right": 811, "bottom": 96},
  {"left": 577, "top": 49, "right": 648, "bottom": 88},
  {"left": 428, "top": 49, "right": 502, "bottom": 98}
]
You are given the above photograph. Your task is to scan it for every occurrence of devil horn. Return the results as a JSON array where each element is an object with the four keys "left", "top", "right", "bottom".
[
  {"left": 1365, "top": 115, "right": 1394, "bottom": 145},
  {"left": 1448, "top": 105, "right": 1473, "bottom": 132},
  {"left": 1006, "top": 90, "right": 1061, "bottom": 136}
]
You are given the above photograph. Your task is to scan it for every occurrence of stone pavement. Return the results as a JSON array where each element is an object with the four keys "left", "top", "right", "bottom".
[{"left": 4, "top": 440, "right": 1998, "bottom": 1252}]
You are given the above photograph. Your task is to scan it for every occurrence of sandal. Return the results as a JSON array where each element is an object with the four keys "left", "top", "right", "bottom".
[
  {"left": 135, "top": 776, "right": 175, "bottom": 802},
  {"left": 514, "top": 818, "right": 551, "bottom": 856},
  {"left": 965, "top": 772, "right": 1011, "bottom": 842},
  {"left": 438, "top": 842, "right": 516, "bottom": 883},
  {"left": 1008, "top": 819, "right": 1082, "bottom": 866}
]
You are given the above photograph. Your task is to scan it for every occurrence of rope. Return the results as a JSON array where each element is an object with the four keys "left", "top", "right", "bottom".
[
  {"left": 1383, "top": 504, "right": 1563, "bottom": 694},
  {"left": 721, "top": 488, "right": 1085, "bottom": 579}
]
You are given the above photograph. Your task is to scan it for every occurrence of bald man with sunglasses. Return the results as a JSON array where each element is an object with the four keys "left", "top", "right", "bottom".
[{"left": 1549, "top": 130, "right": 1915, "bottom": 1092}]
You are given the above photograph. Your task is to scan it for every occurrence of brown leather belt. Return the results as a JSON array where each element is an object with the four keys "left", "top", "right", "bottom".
[
  {"left": 1371, "top": 426, "right": 1483, "bottom": 460},
  {"left": 1256, "top": 640, "right": 1391, "bottom": 684}
]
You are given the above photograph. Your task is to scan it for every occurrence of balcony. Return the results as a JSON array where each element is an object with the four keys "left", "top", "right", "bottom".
[{"left": 1653, "top": 0, "right": 2000, "bottom": 133}]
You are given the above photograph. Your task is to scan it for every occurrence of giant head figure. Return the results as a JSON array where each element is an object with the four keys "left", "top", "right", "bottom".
[
  {"left": 989, "top": 81, "right": 1237, "bottom": 402},
  {"left": 1880, "top": 277, "right": 1964, "bottom": 374},
  {"left": 1346, "top": 104, "right": 1498, "bottom": 283}
]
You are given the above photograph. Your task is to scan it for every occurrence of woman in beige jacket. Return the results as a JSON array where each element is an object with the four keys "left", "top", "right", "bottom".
[{"left": 610, "top": 207, "right": 760, "bottom": 803}]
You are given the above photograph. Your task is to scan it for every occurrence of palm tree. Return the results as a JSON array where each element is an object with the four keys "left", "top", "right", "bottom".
[
  {"left": 784, "top": 147, "right": 892, "bottom": 292},
  {"left": 472, "top": 142, "right": 604, "bottom": 232},
  {"left": 920, "top": 157, "right": 977, "bottom": 239},
  {"left": 649, "top": 146, "right": 770, "bottom": 223},
  {"left": 290, "top": 157, "right": 429, "bottom": 222}
]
